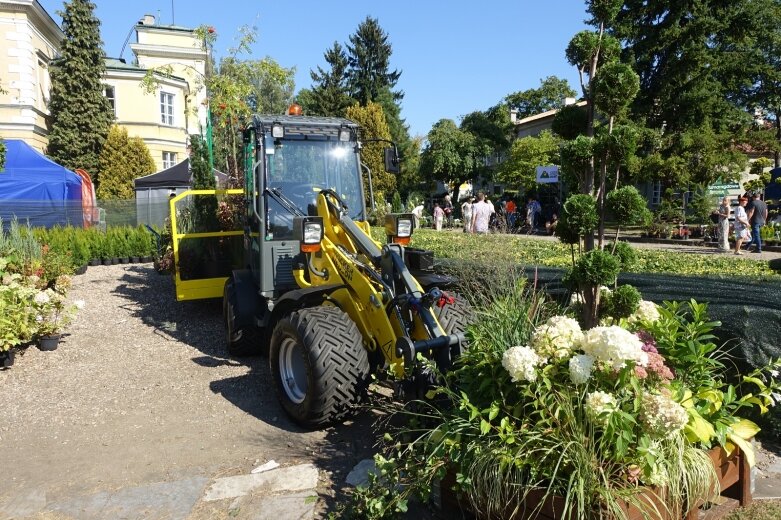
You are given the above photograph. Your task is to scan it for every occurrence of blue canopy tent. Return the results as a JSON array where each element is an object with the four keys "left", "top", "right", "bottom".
[{"left": 0, "top": 139, "right": 83, "bottom": 228}]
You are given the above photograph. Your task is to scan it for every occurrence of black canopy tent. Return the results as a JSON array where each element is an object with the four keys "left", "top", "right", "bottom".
[{"left": 134, "top": 159, "right": 228, "bottom": 227}]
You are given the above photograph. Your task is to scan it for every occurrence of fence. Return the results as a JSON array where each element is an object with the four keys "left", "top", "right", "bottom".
[{"left": 0, "top": 198, "right": 176, "bottom": 230}]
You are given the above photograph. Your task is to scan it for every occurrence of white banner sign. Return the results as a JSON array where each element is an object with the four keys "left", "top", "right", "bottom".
[{"left": 535, "top": 165, "right": 559, "bottom": 184}]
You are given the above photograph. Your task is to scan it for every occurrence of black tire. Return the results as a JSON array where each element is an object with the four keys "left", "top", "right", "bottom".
[
  {"left": 223, "top": 279, "right": 263, "bottom": 357},
  {"left": 433, "top": 292, "right": 474, "bottom": 342},
  {"left": 270, "top": 306, "right": 369, "bottom": 429}
]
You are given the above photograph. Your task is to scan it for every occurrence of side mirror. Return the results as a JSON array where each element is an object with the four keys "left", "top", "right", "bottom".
[{"left": 384, "top": 147, "right": 400, "bottom": 174}]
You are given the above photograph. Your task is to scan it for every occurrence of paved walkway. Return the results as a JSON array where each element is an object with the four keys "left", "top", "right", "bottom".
[{"left": 515, "top": 232, "right": 781, "bottom": 261}]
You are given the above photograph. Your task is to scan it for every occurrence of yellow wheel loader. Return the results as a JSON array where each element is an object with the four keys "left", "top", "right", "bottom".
[{"left": 223, "top": 109, "right": 471, "bottom": 428}]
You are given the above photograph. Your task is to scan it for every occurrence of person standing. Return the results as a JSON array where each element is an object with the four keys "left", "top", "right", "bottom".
[
  {"left": 461, "top": 196, "right": 474, "bottom": 233},
  {"left": 471, "top": 193, "right": 493, "bottom": 233},
  {"left": 733, "top": 197, "right": 750, "bottom": 255},
  {"left": 717, "top": 197, "right": 731, "bottom": 251},
  {"left": 506, "top": 198, "right": 517, "bottom": 229},
  {"left": 443, "top": 194, "right": 454, "bottom": 228},
  {"left": 433, "top": 203, "right": 444, "bottom": 231},
  {"left": 746, "top": 193, "right": 768, "bottom": 253},
  {"left": 411, "top": 203, "right": 424, "bottom": 229},
  {"left": 526, "top": 197, "right": 541, "bottom": 232}
]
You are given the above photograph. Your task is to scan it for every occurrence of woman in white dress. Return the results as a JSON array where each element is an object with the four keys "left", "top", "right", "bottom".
[{"left": 733, "top": 197, "right": 750, "bottom": 255}]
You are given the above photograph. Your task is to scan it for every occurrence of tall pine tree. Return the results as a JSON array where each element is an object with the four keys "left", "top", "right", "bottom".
[
  {"left": 308, "top": 42, "right": 354, "bottom": 116},
  {"left": 345, "top": 18, "right": 414, "bottom": 194},
  {"left": 345, "top": 17, "right": 401, "bottom": 105},
  {"left": 47, "top": 0, "right": 113, "bottom": 174}
]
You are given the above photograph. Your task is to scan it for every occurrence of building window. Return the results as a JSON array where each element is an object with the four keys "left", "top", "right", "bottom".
[
  {"left": 103, "top": 85, "right": 116, "bottom": 115},
  {"left": 651, "top": 181, "right": 662, "bottom": 206},
  {"left": 162, "top": 152, "right": 177, "bottom": 169},
  {"left": 160, "top": 92, "right": 174, "bottom": 125}
]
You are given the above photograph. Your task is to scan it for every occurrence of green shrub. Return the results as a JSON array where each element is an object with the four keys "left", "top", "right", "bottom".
[
  {"left": 601, "top": 284, "right": 641, "bottom": 319},
  {"left": 571, "top": 249, "right": 620, "bottom": 287},
  {"left": 610, "top": 241, "right": 636, "bottom": 270}
]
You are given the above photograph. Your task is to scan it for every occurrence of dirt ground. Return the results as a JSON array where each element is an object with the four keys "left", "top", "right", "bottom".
[{"left": 0, "top": 264, "right": 377, "bottom": 518}]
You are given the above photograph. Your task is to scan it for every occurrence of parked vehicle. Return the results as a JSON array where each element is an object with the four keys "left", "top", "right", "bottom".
[{"left": 210, "top": 108, "right": 472, "bottom": 428}]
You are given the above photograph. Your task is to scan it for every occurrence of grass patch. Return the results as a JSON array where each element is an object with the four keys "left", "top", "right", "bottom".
[{"left": 384, "top": 229, "right": 780, "bottom": 279}]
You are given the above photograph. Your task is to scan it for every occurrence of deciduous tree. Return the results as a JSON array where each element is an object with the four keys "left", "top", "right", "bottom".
[{"left": 345, "top": 102, "right": 396, "bottom": 203}]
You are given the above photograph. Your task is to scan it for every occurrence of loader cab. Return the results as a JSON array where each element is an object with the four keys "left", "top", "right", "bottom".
[{"left": 243, "top": 114, "right": 366, "bottom": 298}]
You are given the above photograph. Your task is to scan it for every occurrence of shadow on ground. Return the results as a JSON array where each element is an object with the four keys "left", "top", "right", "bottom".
[{"left": 110, "top": 265, "right": 389, "bottom": 511}]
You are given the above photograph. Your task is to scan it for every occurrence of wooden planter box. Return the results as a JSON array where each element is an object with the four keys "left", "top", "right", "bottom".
[{"left": 441, "top": 445, "right": 751, "bottom": 520}]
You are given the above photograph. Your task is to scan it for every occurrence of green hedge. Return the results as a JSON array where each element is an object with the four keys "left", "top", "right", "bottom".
[
  {"left": 31, "top": 225, "right": 156, "bottom": 267},
  {"left": 385, "top": 229, "right": 780, "bottom": 279}
]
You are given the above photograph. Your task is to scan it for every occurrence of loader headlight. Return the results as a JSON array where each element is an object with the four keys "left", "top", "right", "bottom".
[
  {"left": 385, "top": 213, "right": 414, "bottom": 245},
  {"left": 396, "top": 218, "right": 412, "bottom": 238},
  {"left": 293, "top": 216, "right": 324, "bottom": 253}
]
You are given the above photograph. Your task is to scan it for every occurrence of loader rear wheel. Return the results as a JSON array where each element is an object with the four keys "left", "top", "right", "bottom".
[
  {"left": 270, "top": 306, "right": 369, "bottom": 428},
  {"left": 224, "top": 279, "right": 263, "bottom": 357}
]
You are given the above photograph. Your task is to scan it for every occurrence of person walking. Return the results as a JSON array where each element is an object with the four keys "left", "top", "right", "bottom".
[
  {"left": 733, "top": 197, "right": 751, "bottom": 255},
  {"left": 746, "top": 192, "right": 768, "bottom": 253},
  {"left": 717, "top": 196, "right": 731, "bottom": 251},
  {"left": 471, "top": 193, "right": 493, "bottom": 233},
  {"left": 526, "top": 197, "right": 541, "bottom": 233},
  {"left": 461, "top": 196, "right": 474, "bottom": 233},
  {"left": 433, "top": 203, "right": 445, "bottom": 231}
]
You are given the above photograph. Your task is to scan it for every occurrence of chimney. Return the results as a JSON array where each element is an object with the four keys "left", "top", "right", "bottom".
[
  {"left": 564, "top": 97, "right": 577, "bottom": 106},
  {"left": 141, "top": 14, "right": 156, "bottom": 26},
  {"left": 510, "top": 108, "right": 518, "bottom": 124}
]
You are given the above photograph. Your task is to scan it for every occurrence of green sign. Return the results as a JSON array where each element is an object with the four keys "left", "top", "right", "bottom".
[{"left": 707, "top": 183, "right": 740, "bottom": 194}]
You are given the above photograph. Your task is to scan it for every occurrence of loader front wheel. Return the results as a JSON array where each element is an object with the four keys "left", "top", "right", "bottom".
[
  {"left": 270, "top": 306, "right": 369, "bottom": 429},
  {"left": 433, "top": 292, "right": 474, "bottom": 350}
]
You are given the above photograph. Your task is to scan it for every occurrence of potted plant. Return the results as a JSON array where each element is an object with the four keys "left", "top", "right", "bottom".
[
  {"left": 0, "top": 270, "right": 38, "bottom": 367},
  {"left": 361, "top": 289, "right": 781, "bottom": 520},
  {"left": 31, "top": 288, "right": 81, "bottom": 351}
]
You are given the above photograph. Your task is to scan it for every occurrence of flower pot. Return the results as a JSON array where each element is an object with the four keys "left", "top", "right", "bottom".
[
  {"left": 111, "top": 258, "right": 119, "bottom": 265},
  {"left": 1, "top": 348, "right": 15, "bottom": 368},
  {"left": 38, "top": 334, "right": 61, "bottom": 351},
  {"left": 119, "top": 257, "right": 130, "bottom": 264},
  {"left": 142, "top": 255, "right": 153, "bottom": 263},
  {"left": 75, "top": 264, "right": 87, "bottom": 275},
  {"left": 89, "top": 259, "right": 101, "bottom": 266},
  {"left": 441, "top": 471, "right": 670, "bottom": 520},
  {"left": 683, "top": 444, "right": 752, "bottom": 519},
  {"left": 130, "top": 256, "right": 140, "bottom": 264},
  {"left": 102, "top": 258, "right": 111, "bottom": 266}
]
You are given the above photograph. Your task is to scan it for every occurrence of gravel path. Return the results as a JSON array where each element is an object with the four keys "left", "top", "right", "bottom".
[{"left": 0, "top": 264, "right": 375, "bottom": 517}]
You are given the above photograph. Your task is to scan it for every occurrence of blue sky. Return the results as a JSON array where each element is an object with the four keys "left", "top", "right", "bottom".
[{"left": 38, "top": 0, "right": 589, "bottom": 137}]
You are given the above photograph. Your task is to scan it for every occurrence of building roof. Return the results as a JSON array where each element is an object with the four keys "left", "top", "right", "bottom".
[
  {"left": 105, "top": 57, "right": 145, "bottom": 72},
  {"left": 135, "top": 23, "right": 196, "bottom": 33},
  {"left": 103, "top": 57, "right": 188, "bottom": 83},
  {"left": 514, "top": 100, "right": 588, "bottom": 126}
]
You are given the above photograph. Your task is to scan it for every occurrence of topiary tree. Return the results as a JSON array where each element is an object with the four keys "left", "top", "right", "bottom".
[
  {"left": 96, "top": 126, "right": 156, "bottom": 200},
  {"left": 605, "top": 185, "right": 649, "bottom": 247},
  {"left": 0, "top": 138, "right": 5, "bottom": 171},
  {"left": 47, "top": 0, "right": 114, "bottom": 173},
  {"left": 391, "top": 191, "right": 402, "bottom": 213}
]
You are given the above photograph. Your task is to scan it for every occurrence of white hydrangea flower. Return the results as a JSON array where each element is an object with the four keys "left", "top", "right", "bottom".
[
  {"left": 581, "top": 326, "right": 649, "bottom": 370},
  {"left": 630, "top": 300, "right": 661, "bottom": 324},
  {"left": 531, "top": 316, "right": 584, "bottom": 360},
  {"left": 34, "top": 291, "right": 50, "bottom": 305},
  {"left": 501, "top": 346, "right": 541, "bottom": 383},
  {"left": 585, "top": 390, "right": 616, "bottom": 422},
  {"left": 641, "top": 393, "right": 688, "bottom": 437},
  {"left": 569, "top": 354, "right": 595, "bottom": 385}
]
